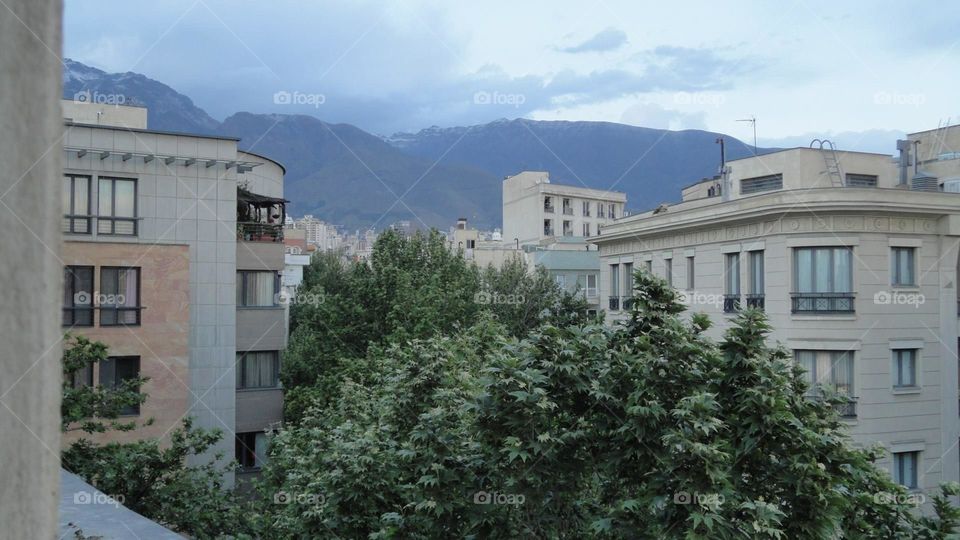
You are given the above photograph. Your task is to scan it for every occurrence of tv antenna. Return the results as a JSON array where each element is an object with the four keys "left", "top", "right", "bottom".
[{"left": 736, "top": 116, "right": 757, "bottom": 155}]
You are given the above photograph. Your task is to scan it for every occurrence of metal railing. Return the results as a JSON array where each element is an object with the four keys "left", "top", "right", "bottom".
[
  {"left": 563, "top": 207, "right": 573, "bottom": 215},
  {"left": 745, "top": 293, "right": 765, "bottom": 310},
  {"left": 62, "top": 214, "right": 93, "bottom": 234},
  {"left": 723, "top": 294, "right": 741, "bottom": 313},
  {"left": 791, "top": 292, "right": 855, "bottom": 314},
  {"left": 544, "top": 227, "right": 554, "bottom": 236},
  {"left": 544, "top": 204, "right": 555, "bottom": 213},
  {"left": 238, "top": 222, "right": 284, "bottom": 242},
  {"left": 608, "top": 296, "right": 620, "bottom": 311},
  {"left": 834, "top": 397, "right": 857, "bottom": 418}
]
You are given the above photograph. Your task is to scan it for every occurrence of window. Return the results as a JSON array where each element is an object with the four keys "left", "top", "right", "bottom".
[
  {"left": 893, "top": 451, "right": 919, "bottom": 489},
  {"left": 466, "top": 239, "right": 476, "bottom": 249},
  {"left": 644, "top": 260, "right": 652, "bottom": 272},
  {"left": 543, "top": 219, "right": 553, "bottom": 236},
  {"left": 100, "top": 356, "right": 141, "bottom": 415},
  {"left": 582, "top": 201, "right": 591, "bottom": 216},
  {"left": 608, "top": 204, "right": 616, "bottom": 219},
  {"left": 795, "top": 350, "right": 854, "bottom": 396},
  {"left": 724, "top": 253, "right": 740, "bottom": 313},
  {"left": 664, "top": 258, "right": 673, "bottom": 287},
  {"left": 582, "top": 222, "right": 590, "bottom": 237},
  {"left": 63, "top": 174, "right": 91, "bottom": 233},
  {"left": 740, "top": 174, "right": 783, "bottom": 195},
  {"left": 555, "top": 275, "right": 567, "bottom": 288},
  {"left": 749, "top": 251, "right": 764, "bottom": 295},
  {"left": 793, "top": 247, "right": 854, "bottom": 313},
  {"left": 893, "top": 349, "right": 918, "bottom": 388},
  {"left": 686, "top": 256, "right": 695, "bottom": 290},
  {"left": 544, "top": 196, "right": 554, "bottom": 212},
  {"left": 891, "top": 247, "right": 916, "bottom": 287},
  {"left": 237, "top": 271, "right": 279, "bottom": 307},
  {"left": 609, "top": 264, "right": 620, "bottom": 310},
  {"left": 99, "top": 267, "right": 141, "bottom": 326},
  {"left": 598, "top": 205, "right": 605, "bottom": 218},
  {"left": 585, "top": 274, "right": 597, "bottom": 297},
  {"left": 63, "top": 266, "right": 94, "bottom": 327},
  {"left": 846, "top": 173, "right": 878, "bottom": 187},
  {"left": 562, "top": 198, "right": 573, "bottom": 215},
  {"left": 562, "top": 220, "right": 573, "bottom": 236},
  {"left": 97, "top": 177, "right": 137, "bottom": 235},
  {"left": 70, "top": 362, "right": 93, "bottom": 388},
  {"left": 236, "top": 351, "right": 280, "bottom": 389},
  {"left": 236, "top": 431, "right": 269, "bottom": 470}
]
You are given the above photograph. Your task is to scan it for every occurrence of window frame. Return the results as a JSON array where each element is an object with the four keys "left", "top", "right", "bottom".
[
  {"left": 794, "top": 349, "right": 855, "bottom": 397},
  {"left": 791, "top": 246, "right": 855, "bottom": 313},
  {"left": 893, "top": 349, "right": 919, "bottom": 389},
  {"left": 891, "top": 247, "right": 916, "bottom": 287},
  {"left": 236, "top": 431, "right": 269, "bottom": 470},
  {"left": 97, "top": 176, "right": 138, "bottom": 236},
  {"left": 236, "top": 350, "right": 281, "bottom": 390},
  {"left": 100, "top": 355, "right": 141, "bottom": 416},
  {"left": 893, "top": 451, "right": 920, "bottom": 489},
  {"left": 236, "top": 270, "right": 280, "bottom": 308},
  {"left": 686, "top": 256, "right": 695, "bottom": 290},
  {"left": 664, "top": 258, "right": 673, "bottom": 287},
  {"left": 63, "top": 265, "right": 95, "bottom": 327},
  {"left": 63, "top": 174, "right": 92, "bottom": 234},
  {"left": 740, "top": 173, "right": 783, "bottom": 195},
  {"left": 98, "top": 266, "right": 142, "bottom": 326}
]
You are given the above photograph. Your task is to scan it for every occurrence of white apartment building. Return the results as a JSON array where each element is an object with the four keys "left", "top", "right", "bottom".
[
  {"left": 503, "top": 171, "right": 627, "bottom": 246},
  {"left": 594, "top": 125, "right": 960, "bottom": 497}
]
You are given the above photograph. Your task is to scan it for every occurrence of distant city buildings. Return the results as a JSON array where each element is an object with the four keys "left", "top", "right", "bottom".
[{"left": 593, "top": 124, "right": 960, "bottom": 497}]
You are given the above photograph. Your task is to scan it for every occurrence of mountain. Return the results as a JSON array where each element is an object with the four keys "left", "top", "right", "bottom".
[
  {"left": 387, "top": 119, "right": 762, "bottom": 212},
  {"left": 62, "top": 59, "right": 767, "bottom": 229},
  {"left": 63, "top": 59, "right": 219, "bottom": 134}
]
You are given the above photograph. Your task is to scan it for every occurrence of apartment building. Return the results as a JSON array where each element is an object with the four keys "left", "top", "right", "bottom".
[
  {"left": 502, "top": 171, "right": 626, "bottom": 311},
  {"left": 449, "top": 218, "right": 526, "bottom": 269},
  {"left": 59, "top": 100, "right": 287, "bottom": 484},
  {"left": 594, "top": 126, "right": 960, "bottom": 496}
]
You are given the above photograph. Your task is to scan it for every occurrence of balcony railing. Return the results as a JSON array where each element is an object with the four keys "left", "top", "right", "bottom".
[
  {"left": 791, "top": 292, "right": 855, "bottom": 314},
  {"left": 62, "top": 306, "right": 94, "bottom": 327},
  {"left": 62, "top": 215, "right": 93, "bottom": 234},
  {"left": 608, "top": 296, "right": 620, "bottom": 311},
  {"left": 723, "top": 294, "right": 741, "bottom": 314},
  {"left": 563, "top": 207, "right": 573, "bottom": 215},
  {"left": 745, "top": 293, "right": 765, "bottom": 310},
  {"left": 563, "top": 230, "right": 574, "bottom": 237},
  {"left": 833, "top": 397, "right": 858, "bottom": 418},
  {"left": 238, "top": 222, "right": 284, "bottom": 242},
  {"left": 544, "top": 227, "right": 554, "bottom": 236},
  {"left": 622, "top": 296, "right": 636, "bottom": 310},
  {"left": 98, "top": 306, "right": 143, "bottom": 326},
  {"left": 544, "top": 204, "right": 555, "bottom": 213}
]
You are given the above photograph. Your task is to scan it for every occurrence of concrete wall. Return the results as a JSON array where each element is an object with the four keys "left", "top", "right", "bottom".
[
  {"left": 237, "top": 240, "right": 285, "bottom": 271},
  {"left": 0, "top": 0, "right": 62, "bottom": 536},
  {"left": 61, "top": 100, "right": 148, "bottom": 129},
  {"left": 235, "top": 389, "right": 283, "bottom": 432}
]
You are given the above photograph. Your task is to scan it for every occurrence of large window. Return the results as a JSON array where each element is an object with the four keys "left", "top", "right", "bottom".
[
  {"left": 609, "top": 264, "right": 620, "bottom": 310},
  {"left": 100, "top": 356, "right": 141, "bottom": 415},
  {"left": 724, "top": 253, "right": 740, "bottom": 313},
  {"left": 845, "top": 173, "right": 878, "bottom": 187},
  {"left": 891, "top": 247, "right": 916, "bottom": 287},
  {"left": 795, "top": 350, "right": 854, "bottom": 396},
  {"left": 686, "top": 256, "right": 695, "bottom": 290},
  {"left": 237, "top": 271, "right": 279, "bottom": 307},
  {"left": 236, "top": 351, "right": 280, "bottom": 389},
  {"left": 236, "top": 431, "right": 269, "bottom": 470},
  {"left": 62, "top": 174, "right": 91, "bottom": 233},
  {"left": 608, "top": 204, "right": 616, "bottom": 219},
  {"left": 740, "top": 173, "right": 783, "bottom": 195},
  {"left": 100, "top": 267, "right": 141, "bottom": 326},
  {"left": 97, "top": 177, "right": 137, "bottom": 235},
  {"left": 664, "top": 258, "right": 673, "bottom": 287},
  {"left": 792, "top": 247, "right": 854, "bottom": 313},
  {"left": 893, "top": 451, "right": 919, "bottom": 489},
  {"left": 63, "top": 266, "right": 94, "bottom": 327},
  {"left": 893, "top": 349, "right": 918, "bottom": 388},
  {"left": 582, "top": 201, "right": 591, "bottom": 216},
  {"left": 584, "top": 274, "right": 597, "bottom": 297}
]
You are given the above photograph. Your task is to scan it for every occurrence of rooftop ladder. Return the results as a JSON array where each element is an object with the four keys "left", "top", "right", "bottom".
[{"left": 810, "top": 139, "right": 844, "bottom": 187}]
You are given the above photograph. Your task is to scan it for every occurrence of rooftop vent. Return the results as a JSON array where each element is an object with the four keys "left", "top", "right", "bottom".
[{"left": 911, "top": 172, "right": 938, "bottom": 192}]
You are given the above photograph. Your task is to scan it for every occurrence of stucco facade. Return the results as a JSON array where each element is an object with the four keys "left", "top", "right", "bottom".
[{"left": 594, "top": 137, "right": 960, "bottom": 497}]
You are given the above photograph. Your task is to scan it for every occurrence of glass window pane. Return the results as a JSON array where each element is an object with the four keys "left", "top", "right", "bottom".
[
  {"left": 101, "top": 268, "right": 118, "bottom": 297},
  {"left": 114, "top": 180, "right": 135, "bottom": 217},
  {"left": 610, "top": 265, "right": 619, "bottom": 296},
  {"left": 796, "top": 249, "right": 812, "bottom": 292},
  {"left": 834, "top": 248, "right": 852, "bottom": 292},
  {"left": 74, "top": 178, "right": 88, "bottom": 214},
  {"left": 99, "top": 179, "right": 113, "bottom": 217},
  {"left": 814, "top": 249, "right": 832, "bottom": 292},
  {"left": 62, "top": 177, "right": 72, "bottom": 214}
]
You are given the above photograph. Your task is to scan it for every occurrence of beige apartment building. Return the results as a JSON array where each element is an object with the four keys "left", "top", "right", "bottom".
[
  {"left": 59, "top": 100, "right": 287, "bottom": 484},
  {"left": 594, "top": 125, "right": 960, "bottom": 497}
]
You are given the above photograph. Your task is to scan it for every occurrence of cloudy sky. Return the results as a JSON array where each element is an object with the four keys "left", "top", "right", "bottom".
[{"left": 64, "top": 0, "right": 960, "bottom": 151}]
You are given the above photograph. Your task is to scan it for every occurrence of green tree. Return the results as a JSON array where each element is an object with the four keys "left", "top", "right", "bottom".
[{"left": 260, "top": 270, "right": 958, "bottom": 539}]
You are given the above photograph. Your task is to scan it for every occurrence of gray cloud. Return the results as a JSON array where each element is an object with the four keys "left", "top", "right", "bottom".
[{"left": 558, "top": 27, "right": 628, "bottom": 54}]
